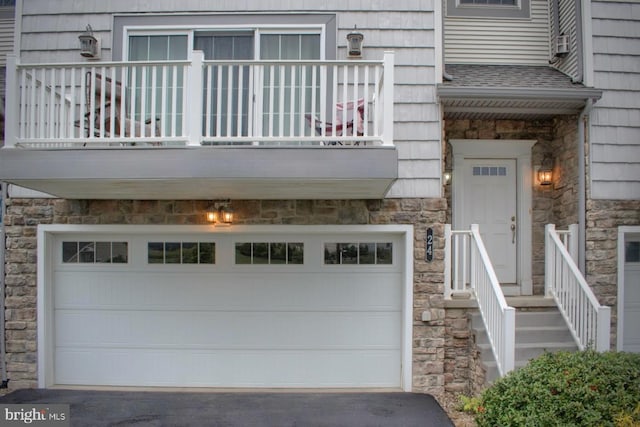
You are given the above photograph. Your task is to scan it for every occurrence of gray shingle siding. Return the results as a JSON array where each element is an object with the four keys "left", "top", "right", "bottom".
[{"left": 590, "top": 0, "right": 640, "bottom": 199}]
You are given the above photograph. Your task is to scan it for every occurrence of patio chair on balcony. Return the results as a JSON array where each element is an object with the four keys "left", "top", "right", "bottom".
[
  {"left": 305, "top": 98, "right": 365, "bottom": 145},
  {"left": 78, "top": 72, "right": 161, "bottom": 144}
]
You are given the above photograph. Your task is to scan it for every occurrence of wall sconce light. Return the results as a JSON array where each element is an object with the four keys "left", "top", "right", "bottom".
[
  {"left": 538, "top": 154, "right": 554, "bottom": 186},
  {"left": 206, "top": 201, "right": 234, "bottom": 226},
  {"left": 444, "top": 171, "right": 452, "bottom": 184},
  {"left": 346, "top": 26, "right": 364, "bottom": 58},
  {"left": 79, "top": 25, "right": 100, "bottom": 59}
]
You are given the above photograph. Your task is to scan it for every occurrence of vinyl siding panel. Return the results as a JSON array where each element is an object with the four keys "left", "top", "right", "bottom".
[
  {"left": 550, "top": 0, "right": 579, "bottom": 80},
  {"left": 590, "top": 0, "right": 640, "bottom": 200},
  {"left": 444, "top": 0, "right": 550, "bottom": 65},
  {"left": 16, "top": 0, "right": 442, "bottom": 199}
]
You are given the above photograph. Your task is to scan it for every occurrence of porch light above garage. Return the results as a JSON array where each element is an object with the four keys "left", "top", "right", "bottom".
[
  {"left": 538, "top": 154, "right": 554, "bottom": 186},
  {"left": 206, "top": 202, "right": 234, "bottom": 225}
]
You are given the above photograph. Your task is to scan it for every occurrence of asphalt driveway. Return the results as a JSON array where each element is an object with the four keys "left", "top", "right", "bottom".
[{"left": 0, "top": 389, "right": 454, "bottom": 426}]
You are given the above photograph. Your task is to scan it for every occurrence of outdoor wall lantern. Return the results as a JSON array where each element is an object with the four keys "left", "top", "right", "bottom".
[
  {"left": 538, "top": 154, "right": 554, "bottom": 186},
  {"left": 206, "top": 201, "right": 234, "bottom": 226},
  {"left": 79, "top": 25, "right": 100, "bottom": 59},
  {"left": 346, "top": 27, "right": 364, "bottom": 58}
]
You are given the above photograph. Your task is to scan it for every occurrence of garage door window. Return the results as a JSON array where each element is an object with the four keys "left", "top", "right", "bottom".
[
  {"left": 324, "top": 242, "right": 393, "bottom": 265},
  {"left": 235, "top": 242, "right": 304, "bottom": 265},
  {"left": 148, "top": 241, "right": 215, "bottom": 264},
  {"left": 62, "top": 241, "right": 128, "bottom": 264}
]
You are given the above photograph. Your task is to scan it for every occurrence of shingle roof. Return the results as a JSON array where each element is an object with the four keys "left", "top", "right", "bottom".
[
  {"left": 442, "top": 64, "right": 586, "bottom": 90},
  {"left": 438, "top": 64, "right": 602, "bottom": 119}
]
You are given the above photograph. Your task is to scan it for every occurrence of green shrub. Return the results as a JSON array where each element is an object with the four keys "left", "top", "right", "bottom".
[{"left": 476, "top": 350, "right": 640, "bottom": 427}]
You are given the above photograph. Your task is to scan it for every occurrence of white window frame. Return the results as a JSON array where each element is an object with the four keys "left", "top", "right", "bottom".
[{"left": 446, "top": 0, "right": 531, "bottom": 19}]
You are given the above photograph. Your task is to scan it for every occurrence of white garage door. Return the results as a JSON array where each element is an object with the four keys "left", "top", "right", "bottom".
[
  {"left": 50, "top": 230, "right": 405, "bottom": 388},
  {"left": 623, "top": 236, "right": 640, "bottom": 353}
]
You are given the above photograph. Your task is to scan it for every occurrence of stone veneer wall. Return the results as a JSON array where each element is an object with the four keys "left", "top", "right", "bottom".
[
  {"left": 2, "top": 197, "right": 460, "bottom": 394},
  {"left": 585, "top": 199, "right": 640, "bottom": 348}
]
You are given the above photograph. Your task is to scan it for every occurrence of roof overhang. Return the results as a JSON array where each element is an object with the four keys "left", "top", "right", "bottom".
[
  {"left": 437, "top": 85, "right": 603, "bottom": 120},
  {"left": 0, "top": 146, "right": 398, "bottom": 200}
]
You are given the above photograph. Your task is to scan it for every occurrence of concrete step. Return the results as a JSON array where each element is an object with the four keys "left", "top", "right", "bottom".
[
  {"left": 470, "top": 309, "right": 565, "bottom": 329},
  {"left": 474, "top": 325, "right": 574, "bottom": 346},
  {"left": 477, "top": 341, "right": 578, "bottom": 364},
  {"left": 470, "top": 305, "right": 579, "bottom": 385}
]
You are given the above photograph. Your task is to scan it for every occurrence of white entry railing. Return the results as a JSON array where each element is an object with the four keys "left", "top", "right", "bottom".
[
  {"left": 545, "top": 224, "right": 611, "bottom": 351},
  {"left": 445, "top": 224, "right": 515, "bottom": 377},
  {"left": 5, "top": 51, "right": 394, "bottom": 148}
]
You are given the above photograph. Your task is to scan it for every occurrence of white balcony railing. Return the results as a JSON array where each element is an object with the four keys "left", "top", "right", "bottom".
[
  {"left": 4, "top": 51, "right": 394, "bottom": 148},
  {"left": 545, "top": 224, "right": 611, "bottom": 351},
  {"left": 445, "top": 224, "right": 515, "bottom": 377}
]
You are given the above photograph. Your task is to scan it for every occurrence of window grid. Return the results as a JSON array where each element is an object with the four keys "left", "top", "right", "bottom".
[
  {"left": 147, "top": 242, "right": 215, "bottom": 264},
  {"left": 324, "top": 242, "right": 393, "bottom": 265},
  {"left": 62, "top": 241, "right": 128, "bottom": 264},
  {"left": 235, "top": 242, "right": 304, "bottom": 265}
]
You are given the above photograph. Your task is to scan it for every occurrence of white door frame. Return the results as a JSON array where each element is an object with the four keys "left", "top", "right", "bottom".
[
  {"left": 450, "top": 139, "right": 535, "bottom": 295},
  {"left": 617, "top": 226, "right": 640, "bottom": 351},
  {"left": 37, "top": 224, "right": 414, "bottom": 391}
]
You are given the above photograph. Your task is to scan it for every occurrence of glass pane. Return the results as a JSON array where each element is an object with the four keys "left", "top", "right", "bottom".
[
  {"left": 148, "top": 242, "right": 164, "bottom": 264},
  {"left": 235, "top": 243, "right": 252, "bottom": 264},
  {"left": 339, "top": 243, "right": 358, "bottom": 265},
  {"left": 324, "top": 243, "right": 338, "bottom": 265},
  {"left": 182, "top": 242, "right": 198, "bottom": 264},
  {"left": 270, "top": 243, "right": 287, "bottom": 265},
  {"left": 199, "top": 242, "right": 215, "bottom": 264},
  {"left": 288, "top": 243, "right": 304, "bottom": 264},
  {"left": 96, "top": 242, "right": 112, "bottom": 263},
  {"left": 112, "top": 242, "right": 128, "bottom": 263},
  {"left": 260, "top": 34, "right": 280, "bottom": 60},
  {"left": 300, "top": 35, "right": 321, "bottom": 60},
  {"left": 149, "top": 36, "right": 168, "bottom": 61},
  {"left": 253, "top": 243, "right": 269, "bottom": 264},
  {"left": 626, "top": 242, "right": 640, "bottom": 263},
  {"left": 376, "top": 243, "right": 393, "bottom": 265},
  {"left": 359, "top": 243, "right": 376, "bottom": 265},
  {"left": 164, "top": 242, "right": 181, "bottom": 264},
  {"left": 62, "top": 241, "right": 78, "bottom": 263},
  {"left": 79, "top": 242, "right": 95, "bottom": 263}
]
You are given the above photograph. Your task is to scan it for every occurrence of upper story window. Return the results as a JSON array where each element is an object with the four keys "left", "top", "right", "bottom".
[{"left": 446, "top": 0, "right": 530, "bottom": 19}]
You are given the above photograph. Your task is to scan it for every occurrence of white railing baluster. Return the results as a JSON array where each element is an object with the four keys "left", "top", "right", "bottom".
[
  {"left": 545, "top": 224, "right": 611, "bottom": 351},
  {"left": 227, "top": 65, "right": 233, "bottom": 137},
  {"left": 445, "top": 224, "right": 515, "bottom": 377},
  {"left": 237, "top": 65, "right": 244, "bottom": 138}
]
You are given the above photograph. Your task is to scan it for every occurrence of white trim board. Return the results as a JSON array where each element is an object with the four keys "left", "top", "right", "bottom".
[
  {"left": 37, "top": 224, "right": 414, "bottom": 391},
  {"left": 450, "top": 139, "right": 536, "bottom": 295}
]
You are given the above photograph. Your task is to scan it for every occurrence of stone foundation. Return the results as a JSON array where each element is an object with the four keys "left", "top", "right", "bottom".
[
  {"left": 3, "top": 197, "right": 456, "bottom": 394},
  {"left": 585, "top": 199, "right": 640, "bottom": 348}
]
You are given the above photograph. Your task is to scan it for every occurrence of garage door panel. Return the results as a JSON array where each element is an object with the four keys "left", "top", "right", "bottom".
[
  {"left": 55, "top": 310, "right": 401, "bottom": 349},
  {"left": 52, "top": 231, "right": 406, "bottom": 388},
  {"left": 55, "top": 272, "right": 402, "bottom": 312},
  {"left": 55, "top": 348, "right": 401, "bottom": 387}
]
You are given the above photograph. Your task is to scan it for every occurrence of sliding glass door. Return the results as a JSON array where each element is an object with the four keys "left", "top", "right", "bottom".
[
  {"left": 260, "top": 34, "right": 321, "bottom": 141},
  {"left": 196, "top": 33, "right": 253, "bottom": 140}
]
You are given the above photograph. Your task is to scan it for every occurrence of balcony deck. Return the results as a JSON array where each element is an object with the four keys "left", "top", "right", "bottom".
[{"left": 0, "top": 52, "right": 397, "bottom": 200}]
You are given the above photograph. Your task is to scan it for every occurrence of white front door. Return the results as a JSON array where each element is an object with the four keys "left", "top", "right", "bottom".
[{"left": 462, "top": 159, "right": 518, "bottom": 284}]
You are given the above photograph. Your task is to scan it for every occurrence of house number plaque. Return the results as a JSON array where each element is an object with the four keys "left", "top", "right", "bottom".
[{"left": 426, "top": 228, "right": 433, "bottom": 262}]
